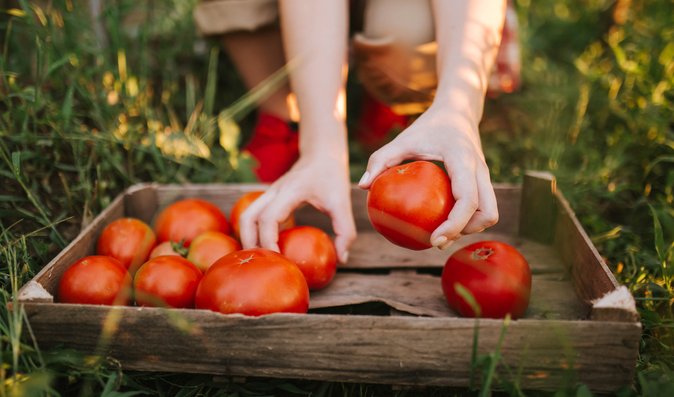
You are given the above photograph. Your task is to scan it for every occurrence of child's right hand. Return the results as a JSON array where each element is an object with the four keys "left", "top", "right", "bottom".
[{"left": 239, "top": 132, "right": 356, "bottom": 265}]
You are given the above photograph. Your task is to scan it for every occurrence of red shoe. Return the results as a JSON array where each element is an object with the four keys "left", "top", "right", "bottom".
[
  {"left": 243, "top": 113, "right": 299, "bottom": 183},
  {"left": 355, "top": 93, "right": 409, "bottom": 154}
]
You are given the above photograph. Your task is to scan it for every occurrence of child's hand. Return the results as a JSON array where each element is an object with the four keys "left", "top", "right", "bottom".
[
  {"left": 358, "top": 104, "right": 498, "bottom": 249},
  {"left": 239, "top": 145, "right": 356, "bottom": 264}
]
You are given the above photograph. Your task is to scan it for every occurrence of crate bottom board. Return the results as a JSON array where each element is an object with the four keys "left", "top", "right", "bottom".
[
  {"left": 23, "top": 304, "right": 640, "bottom": 392},
  {"left": 311, "top": 231, "right": 588, "bottom": 320}
]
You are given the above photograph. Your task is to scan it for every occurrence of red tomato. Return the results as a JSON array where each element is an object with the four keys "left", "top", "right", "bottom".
[
  {"left": 154, "top": 198, "right": 230, "bottom": 247},
  {"left": 149, "top": 241, "right": 184, "bottom": 259},
  {"left": 367, "top": 161, "right": 455, "bottom": 250},
  {"left": 278, "top": 226, "right": 337, "bottom": 290},
  {"left": 441, "top": 241, "right": 531, "bottom": 319},
  {"left": 187, "top": 231, "right": 241, "bottom": 272},
  {"left": 195, "top": 248, "right": 309, "bottom": 316},
  {"left": 57, "top": 256, "right": 131, "bottom": 305},
  {"left": 134, "top": 256, "right": 203, "bottom": 308},
  {"left": 96, "top": 218, "right": 156, "bottom": 275},
  {"left": 230, "top": 191, "right": 295, "bottom": 239}
]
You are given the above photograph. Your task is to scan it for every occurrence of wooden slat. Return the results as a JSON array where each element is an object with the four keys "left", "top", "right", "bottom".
[
  {"left": 345, "top": 231, "right": 566, "bottom": 275},
  {"left": 519, "top": 172, "right": 557, "bottom": 244},
  {"left": 310, "top": 271, "right": 587, "bottom": 320},
  {"left": 18, "top": 192, "right": 127, "bottom": 302},
  {"left": 155, "top": 183, "right": 269, "bottom": 220},
  {"left": 310, "top": 273, "right": 451, "bottom": 317},
  {"left": 124, "top": 184, "right": 159, "bottom": 223},
  {"left": 489, "top": 185, "right": 522, "bottom": 235},
  {"left": 553, "top": 192, "right": 619, "bottom": 300},
  {"left": 22, "top": 304, "right": 640, "bottom": 392}
]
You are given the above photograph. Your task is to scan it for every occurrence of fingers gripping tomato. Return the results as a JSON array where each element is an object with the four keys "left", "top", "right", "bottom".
[{"left": 367, "top": 161, "right": 455, "bottom": 250}]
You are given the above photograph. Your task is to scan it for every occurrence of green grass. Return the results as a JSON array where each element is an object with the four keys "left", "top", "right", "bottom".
[{"left": 1, "top": 0, "right": 673, "bottom": 395}]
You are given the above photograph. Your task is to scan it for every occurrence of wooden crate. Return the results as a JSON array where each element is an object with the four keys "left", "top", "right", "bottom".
[{"left": 17, "top": 172, "right": 640, "bottom": 392}]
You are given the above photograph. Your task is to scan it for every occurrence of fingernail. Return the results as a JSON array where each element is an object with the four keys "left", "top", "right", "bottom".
[
  {"left": 431, "top": 236, "right": 447, "bottom": 248},
  {"left": 341, "top": 251, "right": 349, "bottom": 264},
  {"left": 358, "top": 171, "right": 370, "bottom": 186}
]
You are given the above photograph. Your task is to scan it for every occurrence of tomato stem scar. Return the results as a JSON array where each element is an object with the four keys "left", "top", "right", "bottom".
[
  {"left": 239, "top": 255, "right": 255, "bottom": 265},
  {"left": 472, "top": 247, "right": 494, "bottom": 261}
]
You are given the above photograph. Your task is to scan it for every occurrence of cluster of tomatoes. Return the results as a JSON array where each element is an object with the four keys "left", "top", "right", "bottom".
[
  {"left": 57, "top": 192, "right": 337, "bottom": 316},
  {"left": 58, "top": 160, "right": 531, "bottom": 319}
]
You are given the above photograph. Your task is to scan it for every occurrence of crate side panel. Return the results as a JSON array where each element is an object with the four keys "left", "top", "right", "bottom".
[
  {"left": 124, "top": 184, "right": 160, "bottom": 224},
  {"left": 553, "top": 193, "right": 620, "bottom": 302},
  {"left": 23, "top": 305, "right": 640, "bottom": 392},
  {"left": 154, "top": 184, "right": 268, "bottom": 219},
  {"left": 23, "top": 194, "right": 127, "bottom": 298},
  {"left": 519, "top": 172, "right": 557, "bottom": 244}
]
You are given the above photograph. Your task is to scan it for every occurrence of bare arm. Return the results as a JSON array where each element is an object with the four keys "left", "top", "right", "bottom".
[
  {"left": 359, "top": 0, "right": 506, "bottom": 248},
  {"left": 240, "top": 0, "right": 355, "bottom": 262},
  {"left": 432, "top": 0, "right": 505, "bottom": 125}
]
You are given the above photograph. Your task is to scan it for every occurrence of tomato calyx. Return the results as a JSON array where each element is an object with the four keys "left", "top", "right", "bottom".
[
  {"left": 471, "top": 247, "right": 494, "bottom": 261},
  {"left": 170, "top": 240, "right": 189, "bottom": 257}
]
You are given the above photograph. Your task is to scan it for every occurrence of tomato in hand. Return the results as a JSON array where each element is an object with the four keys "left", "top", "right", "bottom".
[
  {"left": 195, "top": 248, "right": 309, "bottom": 316},
  {"left": 57, "top": 256, "right": 131, "bottom": 305},
  {"left": 367, "top": 161, "right": 455, "bottom": 250},
  {"left": 230, "top": 191, "right": 295, "bottom": 239},
  {"left": 96, "top": 218, "right": 156, "bottom": 275},
  {"left": 187, "top": 231, "right": 241, "bottom": 272},
  {"left": 134, "top": 256, "right": 203, "bottom": 308},
  {"left": 441, "top": 241, "right": 531, "bottom": 319},
  {"left": 278, "top": 226, "right": 337, "bottom": 290},
  {"left": 149, "top": 241, "right": 185, "bottom": 259},
  {"left": 154, "top": 198, "right": 230, "bottom": 247}
]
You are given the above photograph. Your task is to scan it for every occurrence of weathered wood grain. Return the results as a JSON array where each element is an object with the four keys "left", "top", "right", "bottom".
[
  {"left": 22, "top": 304, "right": 640, "bottom": 392},
  {"left": 311, "top": 271, "right": 587, "bottom": 320},
  {"left": 552, "top": 192, "right": 631, "bottom": 322},
  {"left": 519, "top": 172, "right": 558, "bottom": 244},
  {"left": 553, "top": 192, "right": 619, "bottom": 300},
  {"left": 345, "top": 231, "right": 566, "bottom": 275},
  {"left": 124, "top": 184, "right": 159, "bottom": 224}
]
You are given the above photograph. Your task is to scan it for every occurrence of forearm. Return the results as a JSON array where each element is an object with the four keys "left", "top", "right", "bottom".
[
  {"left": 279, "top": 0, "right": 349, "bottom": 163},
  {"left": 431, "top": 0, "right": 506, "bottom": 126}
]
